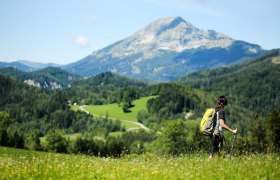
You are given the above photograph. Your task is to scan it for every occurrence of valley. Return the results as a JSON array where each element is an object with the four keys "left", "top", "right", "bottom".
[{"left": 74, "top": 96, "right": 156, "bottom": 130}]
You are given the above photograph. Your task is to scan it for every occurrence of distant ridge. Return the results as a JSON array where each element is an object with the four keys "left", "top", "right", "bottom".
[{"left": 0, "top": 60, "right": 59, "bottom": 72}]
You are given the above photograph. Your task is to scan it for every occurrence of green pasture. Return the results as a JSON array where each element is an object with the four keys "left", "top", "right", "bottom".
[
  {"left": 70, "top": 96, "right": 156, "bottom": 129},
  {"left": 84, "top": 96, "right": 157, "bottom": 122},
  {"left": 0, "top": 146, "right": 279, "bottom": 179}
]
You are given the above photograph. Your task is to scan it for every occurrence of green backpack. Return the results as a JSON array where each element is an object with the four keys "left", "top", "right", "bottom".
[{"left": 200, "top": 108, "right": 217, "bottom": 136}]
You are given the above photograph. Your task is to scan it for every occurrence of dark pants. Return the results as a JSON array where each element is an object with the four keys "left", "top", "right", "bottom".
[{"left": 210, "top": 135, "right": 223, "bottom": 156}]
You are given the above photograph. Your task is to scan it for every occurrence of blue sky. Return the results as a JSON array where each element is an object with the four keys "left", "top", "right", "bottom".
[{"left": 0, "top": 0, "right": 279, "bottom": 64}]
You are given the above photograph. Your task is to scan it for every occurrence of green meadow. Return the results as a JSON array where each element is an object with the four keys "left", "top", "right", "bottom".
[
  {"left": 84, "top": 96, "right": 156, "bottom": 122},
  {"left": 0, "top": 146, "right": 279, "bottom": 179},
  {"left": 72, "top": 96, "right": 156, "bottom": 130}
]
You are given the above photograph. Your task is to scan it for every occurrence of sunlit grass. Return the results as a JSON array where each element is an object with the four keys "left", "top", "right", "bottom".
[
  {"left": 70, "top": 96, "right": 156, "bottom": 130},
  {"left": 70, "top": 105, "right": 79, "bottom": 111},
  {"left": 84, "top": 96, "right": 157, "bottom": 122},
  {"left": 108, "top": 131, "right": 124, "bottom": 137},
  {"left": 0, "top": 146, "right": 279, "bottom": 179}
]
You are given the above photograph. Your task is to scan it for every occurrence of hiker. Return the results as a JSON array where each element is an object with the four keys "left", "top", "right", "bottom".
[{"left": 208, "top": 96, "right": 237, "bottom": 160}]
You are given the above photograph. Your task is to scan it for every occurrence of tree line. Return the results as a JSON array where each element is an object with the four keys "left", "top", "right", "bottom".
[{"left": 1, "top": 109, "right": 279, "bottom": 156}]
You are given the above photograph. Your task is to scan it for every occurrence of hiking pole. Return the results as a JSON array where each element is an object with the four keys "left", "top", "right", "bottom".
[
  {"left": 223, "top": 136, "right": 230, "bottom": 154},
  {"left": 229, "top": 134, "right": 236, "bottom": 158}
]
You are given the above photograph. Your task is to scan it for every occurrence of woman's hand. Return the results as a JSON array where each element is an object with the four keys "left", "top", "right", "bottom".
[{"left": 232, "top": 128, "right": 238, "bottom": 134}]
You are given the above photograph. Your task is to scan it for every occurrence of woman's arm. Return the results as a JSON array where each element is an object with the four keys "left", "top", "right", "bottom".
[{"left": 219, "top": 119, "right": 237, "bottom": 134}]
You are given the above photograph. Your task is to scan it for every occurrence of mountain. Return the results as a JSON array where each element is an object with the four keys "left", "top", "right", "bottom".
[
  {"left": 64, "top": 16, "right": 266, "bottom": 82},
  {"left": 177, "top": 49, "right": 280, "bottom": 116},
  {"left": 0, "top": 60, "right": 59, "bottom": 72},
  {"left": 0, "top": 67, "right": 81, "bottom": 89},
  {"left": 17, "top": 60, "right": 59, "bottom": 70},
  {"left": 0, "top": 61, "right": 34, "bottom": 72}
]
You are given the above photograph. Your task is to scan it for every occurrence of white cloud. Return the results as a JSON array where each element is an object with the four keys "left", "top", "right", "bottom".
[{"left": 72, "top": 35, "right": 90, "bottom": 48}]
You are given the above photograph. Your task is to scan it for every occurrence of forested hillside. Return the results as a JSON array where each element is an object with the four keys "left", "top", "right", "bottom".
[
  {"left": 0, "top": 74, "right": 127, "bottom": 152},
  {"left": 0, "top": 74, "right": 77, "bottom": 132},
  {"left": 177, "top": 49, "right": 280, "bottom": 115},
  {"left": 0, "top": 67, "right": 81, "bottom": 89},
  {"left": 66, "top": 72, "right": 148, "bottom": 105}
]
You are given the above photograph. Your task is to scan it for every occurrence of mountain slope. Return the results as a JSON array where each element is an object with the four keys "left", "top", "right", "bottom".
[
  {"left": 64, "top": 16, "right": 265, "bottom": 82},
  {"left": 66, "top": 72, "right": 148, "bottom": 105},
  {"left": 0, "top": 61, "right": 34, "bottom": 72},
  {"left": 177, "top": 49, "right": 280, "bottom": 116},
  {"left": 0, "top": 67, "right": 81, "bottom": 89}
]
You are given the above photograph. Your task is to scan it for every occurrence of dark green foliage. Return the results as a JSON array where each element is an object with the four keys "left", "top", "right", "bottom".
[
  {"left": 24, "top": 130, "right": 41, "bottom": 150},
  {"left": 0, "top": 74, "right": 82, "bottom": 134},
  {"left": 0, "top": 111, "right": 13, "bottom": 146},
  {"left": 106, "top": 136, "right": 125, "bottom": 157},
  {"left": 192, "top": 126, "right": 210, "bottom": 152},
  {"left": 0, "top": 111, "right": 25, "bottom": 148},
  {"left": 146, "top": 83, "right": 209, "bottom": 120},
  {"left": 248, "top": 115, "right": 266, "bottom": 152},
  {"left": 72, "top": 136, "right": 105, "bottom": 156},
  {"left": 164, "top": 120, "right": 188, "bottom": 155},
  {"left": 45, "top": 129, "right": 69, "bottom": 153},
  {"left": 120, "top": 86, "right": 141, "bottom": 112},
  {"left": 121, "top": 130, "right": 155, "bottom": 154},
  {"left": 66, "top": 72, "right": 147, "bottom": 105},
  {"left": 150, "top": 120, "right": 188, "bottom": 155},
  {"left": 71, "top": 130, "right": 155, "bottom": 157},
  {"left": 265, "top": 110, "right": 280, "bottom": 152},
  {"left": 6, "top": 126, "right": 25, "bottom": 148}
]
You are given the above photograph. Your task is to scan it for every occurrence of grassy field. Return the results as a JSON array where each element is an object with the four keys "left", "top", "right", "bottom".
[
  {"left": 0, "top": 146, "right": 279, "bottom": 179},
  {"left": 84, "top": 96, "right": 156, "bottom": 122},
  {"left": 72, "top": 96, "right": 157, "bottom": 129}
]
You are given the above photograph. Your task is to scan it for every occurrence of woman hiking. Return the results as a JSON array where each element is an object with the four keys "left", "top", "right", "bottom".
[{"left": 208, "top": 96, "right": 237, "bottom": 160}]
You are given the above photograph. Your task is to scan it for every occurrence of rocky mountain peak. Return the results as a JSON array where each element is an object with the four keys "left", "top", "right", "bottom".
[
  {"left": 93, "top": 16, "right": 234, "bottom": 58},
  {"left": 138, "top": 16, "right": 194, "bottom": 36},
  {"left": 66, "top": 16, "right": 264, "bottom": 82}
]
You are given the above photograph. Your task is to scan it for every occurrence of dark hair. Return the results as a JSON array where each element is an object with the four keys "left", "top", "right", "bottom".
[
  {"left": 218, "top": 96, "right": 228, "bottom": 106},
  {"left": 216, "top": 96, "right": 228, "bottom": 110}
]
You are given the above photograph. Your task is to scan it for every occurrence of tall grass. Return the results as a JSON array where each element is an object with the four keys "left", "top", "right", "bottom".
[{"left": 0, "top": 146, "right": 279, "bottom": 179}]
